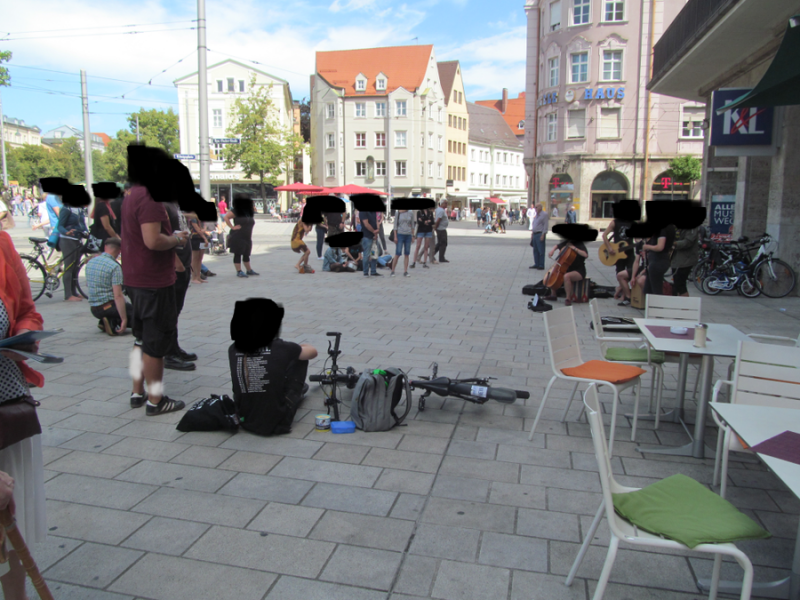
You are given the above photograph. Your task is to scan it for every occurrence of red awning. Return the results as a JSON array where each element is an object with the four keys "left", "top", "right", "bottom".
[
  {"left": 274, "top": 182, "right": 324, "bottom": 193},
  {"left": 329, "top": 184, "right": 389, "bottom": 196}
]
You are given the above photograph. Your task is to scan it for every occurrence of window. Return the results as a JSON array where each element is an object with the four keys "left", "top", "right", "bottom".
[
  {"left": 429, "top": 133, "right": 434, "bottom": 149},
  {"left": 327, "top": 133, "right": 335, "bottom": 148},
  {"left": 326, "top": 103, "right": 335, "bottom": 119},
  {"left": 471, "top": 149, "right": 475, "bottom": 160},
  {"left": 550, "top": 0, "right": 561, "bottom": 30},
  {"left": 602, "top": 50, "right": 623, "bottom": 81},
  {"left": 458, "top": 91, "right": 463, "bottom": 103},
  {"left": 395, "top": 161, "right": 407, "bottom": 176},
  {"left": 598, "top": 107, "right": 621, "bottom": 138},
  {"left": 212, "top": 142, "right": 224, "bottom": 161},
  {"left": 518, "top": 120, "right": 525, "bottom": 130},
  {"left": 438, "top": 107, "right": 443, "bottom": 122},
  {"left": 517, "top": 176, "right": 521, "bottom": 187},
  {"left": 356, "top": 161, "right": 367, "bottom": 176},
  {"left": 567, "top": 109, "right": 586, "bottom": 138},
  {"left": 238, "top": 80, "right": 245, "bottom": 92},
  {"left": 504, "top": 152, "right": 508, "bottom": 163},
  {"left": 573, "top": 0, "right": 590, "bottom": 24},
  {"left": 548, "top": 57, "right": 560, "bottom": 88},
  {"left": 438, "top": 136, "right": 443, "bottom": 151},
  {"left": 449, "top": 114, "right": 453, "bottom": 127},
  {"left": 355, "top": 103, "right": 366, "bottom": 118},
  {"left": 395, "top": 131, "right": 407, "bottom": 147},
  {"left": 395, "top": 100, "right": 407, "bottom": 116},
  {"left": 227, "top": 78, "right": 234, "bottom": 92},
  {"left": 570, "top": 52, "right": 589, "bottom": 83},
  {"left": 376, "top": 161, "right": 386, "bottom": 176},
  {"left": 503, "top": 176, "right": 508, "bottom": 186},
  {"left": 326, "top": 162, "right": 336, "bottom": 178},
  {"left": 546, "top": 112, "right": 558, "bottom": 142},
  {"left": 421, "top": 134, "right": 425, "bottom": 147},
  {"left": 375, "top": 132, "right": 386, "bottom": 147},
  {"left": 496, "top": 174, "right": 501, "bottom": 184},
  {"left": 448, "top": 140, "right": 453, "bottom": 153},
  {"left": 428, "top": 162, "right": 434, "bottom": 177},
  {"left": 448, "top": 166, "right": 453, "bottom": 179},
  {"left": 212, "top": 109, "right": 222, "bottom": 128},
  {"left": 471, "top": 173, "right": 475, "bottom": 184},
  {"left": 375, "top": 102, "right": 386, "bottom": 117},
  {"left": 376, "top": 78, "right": 386, "bottom": 91},
  {"left": 603, "top": 0, "right": 624, "bottom": 21},
  {"left": 216, "top": 80, "right": 223, "bottom": 93},
  {"left": 355, "top": 79, "right": 366, "bottom": 92},
  {"left": 438, "top": 164, "right": 443, "bottom": 177},
  {"left": 682, "top": 107, "right": 705, "bottom": 138},
  {"left": 355, "top": 133, "right": 366, "bottom": 148}
]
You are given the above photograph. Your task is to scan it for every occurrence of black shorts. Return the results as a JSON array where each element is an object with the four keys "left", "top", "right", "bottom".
[
  {"left": 127, "top": 286, "right": 178, "bottom": 359},
  {"left": 191, "top": 238, "right": 206, "bottom": 251},
  {"left": 615, "top": 253, "right": 634, "bottom": 273}
]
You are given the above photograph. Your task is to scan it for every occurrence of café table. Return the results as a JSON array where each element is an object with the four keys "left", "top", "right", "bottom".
[
  {"left": 702, "top": 403, "right": 800, "bottom": 599},
  {"left": 632, "top": 318, "right": 751, "bottom": 459}
]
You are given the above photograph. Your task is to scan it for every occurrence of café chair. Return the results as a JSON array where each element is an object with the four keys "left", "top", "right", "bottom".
[
  {"left": 567, "top": 383, "right": 765, "bottom": 600},
  {"left": 528, "top": 306, "right": 645, "bottom": 454},
  {"left": 723, "top": 331, "right": 800, "bottom": 382},
  {"left": 711, "top": 340, "right": 800, "bottom": 498}
]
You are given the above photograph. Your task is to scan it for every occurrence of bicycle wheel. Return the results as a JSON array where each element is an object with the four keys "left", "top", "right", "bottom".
[
  {"left": 75, "top": 259, "right": 90, "bottom": 299},
  {"left": 691, "top": 259, "right": 712, "bottom": 292},
  {"left": 19, "top": 256, "right": 47, "bottom": 301},
  {"left": 737, "top": 275, "right": 761, "bottom": 298},
  {"left": 754, "top": 258, "right": 796, "bottom": 298},
  {"left": 701, "top": 274, "right": 724, "bottom": 295}
]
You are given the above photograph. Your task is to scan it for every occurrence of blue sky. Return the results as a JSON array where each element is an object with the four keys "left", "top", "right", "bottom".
[{"left": 2, "top": 0, "right": 528, "bottom": 138}]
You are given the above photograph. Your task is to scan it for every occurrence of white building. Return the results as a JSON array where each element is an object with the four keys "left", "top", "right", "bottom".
[
  {"left": 311, "top": 45, "right": 448, "bottom": 199},
  {"left": 41, "top": 125, "right": 106, "bottom": 153},
  {"left": 466, "top": 102, "right": 527, "bottom": 210},
  {"left": 2, "top": 117, "right": 42, "bottom": 149},
  {"left": 174, "top": 59, "right": 297, "bottom": 206}
]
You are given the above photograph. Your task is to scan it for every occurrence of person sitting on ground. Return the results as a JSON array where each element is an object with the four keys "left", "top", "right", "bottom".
[
  {"left": 85, "top": 237, "right": 131, "bottom": 336},
  {"left": 291, "top": 220, "right": 314, "bottom": 273},
  {"left": 229, "top": 298, "right": 318, "bottom": 436},
  {"left": 323, "top": 246, "right": 356, "bottom": 272}
]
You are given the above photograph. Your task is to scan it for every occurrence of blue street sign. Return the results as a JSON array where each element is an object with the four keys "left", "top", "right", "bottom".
[
  {"left": 212, "top": 138, "right": 241, "bottom": 144},
  {"left": 174, "top": 154, "right": 197, "bottom": 160}
]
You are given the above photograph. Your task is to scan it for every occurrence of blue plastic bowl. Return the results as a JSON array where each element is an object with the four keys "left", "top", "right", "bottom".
[{"left": 331, "top": 421, "right": 356, "bottom": 434}]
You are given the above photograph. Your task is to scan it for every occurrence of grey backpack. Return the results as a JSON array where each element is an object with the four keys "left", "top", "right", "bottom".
[{"left": 350, "top": 368, "right": 412, "bottom": 432}]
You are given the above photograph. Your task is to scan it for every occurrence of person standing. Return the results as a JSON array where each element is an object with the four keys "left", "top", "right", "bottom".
[
  {"left": 85, "top": 237, "right": 131, "bottom": 336},
  {"left": 291, "top": 220, "right": 314, "bottom": 274},
  {"left": 314, "top": 219, "right": 327, "bottom": 261},
  {"left": 359, "top": 207, "right": 381, "bottom": 277},
  {"left": 411, "top": 208, "right": 434, "bottom": 269},
  {"left": 530, "top": 203, "right": 549, "bottom": 270},
  {"left": 475, "top": 206, "right": 482, "bottom": 227},
  {"left": 642, "top": 223, "right": 676, "bottom": 297},
  {"left": 187, "top": 212, "right": 208, "bottom": 285},
  {"left": 218, "top": 195, "right": 228, "bottom": 217},
  {"left": 390, "top": 209, "right": 414, "bottom": 277},
  {"left": 433, "top": 200, "right": 450, "bottom": 263},
  {"left": 224, "top": 195, "right": 258, "bottom": 278},
  {"left": 526, "top": 204, "right": 535, "bottom": 229},
  {"left": 56, "top": 201, "right": 88, "bottom": 302},
  {"left": 565, "top": 204, "right": 577, "bottom": 224},
  {"left": 498, "top": 206, "right": 507, "bottom": 233},
  {"left": 89, "top": 192, "right": 118, "bottom": 247},
  {"left": 671, "top": 227, "right": 699, "bottom": 297},
  {"left": 44, "top": 192, "right": 62, "bottom": 236}
]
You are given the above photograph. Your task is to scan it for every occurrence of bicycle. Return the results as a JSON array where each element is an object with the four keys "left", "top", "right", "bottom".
[
  {"left": 20, "top": 234, "right": 96, "bottom": 301},
  {"left": 411, "top": 362, "right": 530, "bottom": 411},
  {"left": 308, "top": 332, "right": 360, "bottom": 422}
]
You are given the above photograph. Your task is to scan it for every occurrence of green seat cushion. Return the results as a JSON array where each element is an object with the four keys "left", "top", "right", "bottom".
[
  {"left": 605, "top": 347, "right": 665, "bottom": 364},
  {"left": 613, "top": 474, "right": 771, "bottom": 549}
]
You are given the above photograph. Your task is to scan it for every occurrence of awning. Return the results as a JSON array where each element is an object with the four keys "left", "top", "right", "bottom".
[{"left": 719, "top": 16, "right": 800, "bottom": 113}]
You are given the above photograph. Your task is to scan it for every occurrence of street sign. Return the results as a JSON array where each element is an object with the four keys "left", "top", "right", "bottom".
[
  {"left": 174, "top": 154, "right": 197, "bottom": 160},
  {"left": 212, "top": 138, "right": 241, "bottom": 144}
]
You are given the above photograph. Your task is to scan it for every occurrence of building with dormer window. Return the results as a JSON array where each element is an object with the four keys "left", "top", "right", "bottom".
[
  {"left": 311, "top": 45, "right": 448, "bottom": 199},
  {"left": 2, "top": 117, "right": 42, "bottom": 149}
]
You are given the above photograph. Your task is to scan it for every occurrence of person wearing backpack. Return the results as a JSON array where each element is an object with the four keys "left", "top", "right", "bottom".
[{"left": 228, "top": 298, "right": 317, "bottom": 436}]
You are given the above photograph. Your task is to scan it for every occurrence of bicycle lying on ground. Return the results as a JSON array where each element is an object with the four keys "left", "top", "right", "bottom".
[
  {"left": 411, "top": 362, "right": 530, "bottom": 411},
  {"left": 308, "top": 332, "right": 360, "bottom": 422},
  {"left": 20, "top": 234, "right": 96, "bottom": 301}
]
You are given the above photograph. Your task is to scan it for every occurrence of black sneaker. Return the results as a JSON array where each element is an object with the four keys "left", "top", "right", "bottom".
[
  {"left": 146, "top": 396, "right": 186, "bottom": 416},
  {"left": 618, "top": 299, "right": 631, "bottom": 306},
  {"left": 164, "top": 356, "right": 196, "bottom": 371},
  {"left": 205, "top": 270, "right": 217, "bottom": 277},
  {"left": 177, "top": 348, "right": 198, "bottom": 362},
  {"left": 371, "top": 272, "right": 383, "bottom": 277},
  {"left": 130, "top": 392, "right": 147, "bottom": 408}
]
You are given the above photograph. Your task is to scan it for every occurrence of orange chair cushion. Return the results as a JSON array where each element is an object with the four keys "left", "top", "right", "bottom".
[{"left": 562, "top": 360, "right": 646, "bottom": 384}]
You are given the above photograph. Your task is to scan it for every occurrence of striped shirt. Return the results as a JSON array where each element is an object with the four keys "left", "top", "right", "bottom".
[{"left": 85, "top": 252, "right": 123, "bottom": 307}]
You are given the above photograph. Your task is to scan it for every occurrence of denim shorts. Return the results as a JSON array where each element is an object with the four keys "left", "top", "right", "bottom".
[
  {"left": 395, "top": 233, "right": 412, "bottom": 256},
  {"left": 416, "top": 232, "right": 433, "bottom": 238}
]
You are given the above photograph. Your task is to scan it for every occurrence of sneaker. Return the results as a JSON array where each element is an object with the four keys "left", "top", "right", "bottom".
[
  {"left": 146, "top": 396, "right": 186, "bottom": 416},
  {"left": 246, "top": 270, "right": 259, "bottom": 276},
  {"left": 410, "top": 263, "right": 416, "bottom": 269},
  {"left": 403, "top": 271, "right": 410, "bottom": 277},
  {"left": 529, "top": 265, "right": 537, "bottom": 269},
  {"left": 422, "top": 263, "right": 429, "bottom": 269},
  {"left": 440, "top": 259, "right": 450, "bottom": 263},
  {"left": 618, "top": 299, "right": 631, "bottom": 306},
  {"left": 102, "top": 317, "right": 115, "bottom": 336},
  {"left": 364, "top": 273, "right": 370, "bottom": 277},
  {"left": 237, "top": 271, "right": 248, "bottom": 278},
  {"left": 205, "top": 270, "right": 217, "bottom": 277},
  {"left": 371, "top": 272, "right": 383, "bottom": 277},
  {"left": 164, "top": 356, "right": 196, "bottom": 371},
  {"left": 200, "top": 273, "right": 208, "bottom": 280},
  {"left": 390, "top": 272, "right": 396, "bottom": 277},
  {"left": 130, "top": 392, "right": 147, "bottom": 408},
  {"left": 177, "top": 348, "right": 198, "bottom": 362}
]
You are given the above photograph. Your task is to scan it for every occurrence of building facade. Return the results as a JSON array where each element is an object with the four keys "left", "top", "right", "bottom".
[
  {"left": 1, "top": 117, "right": 42, "bottom": 149},
  {"left": 310, "top": 45, "right": 448, "bottom": 199},
  {"left": 466, "top": 103, "right": 528, "bottom": 210},
  {"left": 523, "top": 0, "right": 704, "bottom": 224},
  {"left": 438, "top": 61, "right": 470, "bottom": 206},
  {"left": 41, "top": 125, "right": 106, "bottom": 153},
  {"left": 476, "top": 89, "right": 527, "bottom": 141},
  {"left": 174, "top": 59, "right": 296, "bottom": 206}
]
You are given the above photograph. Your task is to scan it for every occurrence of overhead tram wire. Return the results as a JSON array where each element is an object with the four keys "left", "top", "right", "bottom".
[
  {"left": 9, "top": 65, "right": 181, "bottom": 89},
  {"left": 0, "top": 26, "right": 196, "bottom": 42},
  {"left": 3, "top": 20, "right": 196, "bottom": 36},
  {"left": 118, "top": 50, "right": 196, "bottom": 100},
  {"left": 206, "top": 49, "right": 308, "bottom": 77}
]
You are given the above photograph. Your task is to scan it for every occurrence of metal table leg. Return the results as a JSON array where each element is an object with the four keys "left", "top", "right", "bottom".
[{"left": 634, "top": 353, "right": 689, "bottom": 424}]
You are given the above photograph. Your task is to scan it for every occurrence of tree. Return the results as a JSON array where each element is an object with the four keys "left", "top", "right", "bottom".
[
  {"left": 299, "top": 98, "right": 311, "bottom": 143},
  {"left": 668, "top": 155, "right": 702, "bottom": 184},
  {"left": 7, "top": 144, "right": 75, "bottom": 186},
  {"left": 0, "top": 50, "right": 10, "bottom": 86},
  {"left": 127, "top": 108, "right": 179, "bottom": 155},
  {"left": 103, "top": 131, "right": 137, "bottom": 183},
  {"left": 224, "top": 75, "right": 304, "bottom": 201}
]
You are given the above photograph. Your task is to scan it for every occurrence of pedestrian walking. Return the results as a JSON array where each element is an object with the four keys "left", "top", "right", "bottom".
[
  {"left": 224, "top": 195, "right": 258, "bottom": 278},
  {"left": 187, "top": 212, "right": 208, "bottom": 285},
  {"left": 433, "top": 200, "right": 449, "bottom": 262}
]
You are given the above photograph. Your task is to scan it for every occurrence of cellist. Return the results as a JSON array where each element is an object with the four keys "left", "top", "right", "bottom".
[{"left": 544, "top": 239, "right": 589, "bottom": 306}]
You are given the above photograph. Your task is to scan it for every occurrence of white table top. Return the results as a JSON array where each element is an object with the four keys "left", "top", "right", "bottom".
[
  {"left": 633, "top": 318, "right": 751, "bottom": 357},
  {"left": 711, "top": 403, "right": 800, "bottom": 499}
]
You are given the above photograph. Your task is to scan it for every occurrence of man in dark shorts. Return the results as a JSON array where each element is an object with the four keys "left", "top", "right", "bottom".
[
  {"left": 544, "top": 240, "right": 589, "bottom": 306},
  {"left": 602, "top": 217, "right": 634, "bottom": 306},
  {"left": 122, "top": 180, "right": 190, "bottom": 415}
]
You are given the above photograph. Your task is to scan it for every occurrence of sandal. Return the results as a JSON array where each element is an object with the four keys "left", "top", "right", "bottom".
[
  {"left": 146, "top": 396, "right": 186, "bottom": 416},
  {"left": 304, "top": 267, "right": 315, "bottom": 274}
]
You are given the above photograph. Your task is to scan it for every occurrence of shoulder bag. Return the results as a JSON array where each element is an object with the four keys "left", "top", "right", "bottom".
[{"left": 0, "top": 396, "right": 41, "bottom": 450}]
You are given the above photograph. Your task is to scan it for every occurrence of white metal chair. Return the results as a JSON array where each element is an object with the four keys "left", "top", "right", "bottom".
[
  {"left": 567, "top": 384, "right": 755, "bottom": 600},
  {"left": 711, "top": 340, "right": 800, "bottom": 498},
  {"left": 724, "top": 331, "right": 800, "bottom": 381},
  {"left": 589, "top": 299, "right": 666, "bottom": 427},
  {"left": 528, "top": 306, "right": 644, "bottom": 455}
]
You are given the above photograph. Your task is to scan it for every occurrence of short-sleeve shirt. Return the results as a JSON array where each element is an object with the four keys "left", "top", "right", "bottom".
[
  {"left": 416, "top": 210, "right": 434, "bottom": 234},
  {"left": 435, "top": 207, "right": 449, "bottom": 230},
  {"left": 90, "top": 201, "right": 114, "bottom": 242},
  {"left": 85, "top": 252, "right": 123, "bottom": 307},
  {"left": 396, "top": 211, "right": 414, "bottom": 236},
  {"left": 324, "top": 212, "right": 344, "bottom": 233},
  {"left": 45, "top": 194, "right": 62, "bottom": 226},
  {"left": 556, "top": 241, "right": 588, "bottom": 277},
  {"left": 647, "top": 225, "right": 676, "bottom": 263},
  {"left": 360, "top": 211, "right": 378, "bottom": 239},
  {"left": 121, "top": 185, "right": 176, "bottom": 289}
]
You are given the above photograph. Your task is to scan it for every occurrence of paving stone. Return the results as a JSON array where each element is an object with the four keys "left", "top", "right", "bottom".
[
  {"left": 169, "top": 445, "right": 236, "bottom": 468},
  {"left": 46, "top": 449, "right": 140, "bottom": 478},
  {"left": 309, "top": 510, "right": 415, "bottom": 552},
  {"left": 394, "top": 554, "right": 438, "bottom": 597},
  {"left": 265, "top": 576, "right": 387, "bottom": 600},
  {"left": 321, "top": 544, "right": 403, "bottom": 591},
  {"left": 270, "top": 457, "right": 383, "bottom": 487},
  {"left": 398, "top": 434, "right": 450, "bottom": 454},
  {"left": 439, "top": 456, "right": 520, "bottom": 483},
  {"left": 431, "top": 474, "right": 491, "bottom": 502},
  {"left": 46, "top": 500, "right": 151, "bottom": 544},
  {"left": 547, "top": 487, "right": 604, "bottom": 516},
  {"left": 519, "top": 464, "right": 601, "bottom": 492},
  {"left": 115, "top": 459, "right": 235, "bottom": 493},
  {"left": 446, "top": 439, "right": 498, "bottom": 460},
  {"left": 409, "top": 523, "right": 480, "bottom": 561},
  {"left": 431, "top": 559, "right": 511, "bottom": 600},
  {"left": 247, "top": 502, "right": 324, "bottom": 537},
  {"left": 37, "top": 582, "right": 135, "bottom": 600},
  {"left": 305, "top": 428, "right": 404, "bottom": 449},
  {"left": 422, "top": 497, "right": 516, "bottom": 533},
  {"left": 110, "top": 553, "right": 275, "bottom": 600},
  {"left": 390, "top": 493, "right": 427, "bottom": 521},
  {"left": 44, "top": 542, "right": 143, "bottom": 588},
  {"left": 58, "top": 431, "right": 125, "bottom": 452},
  {"left": 363, "top": 447, "right": 443, "bottom": 473},
  {"left": 132, "top": 487, "right": 265, "bottom": 527},
  {"left": 54, "top": 413, "right": 130, "bottom": 434},
  {"left": 517, "top": 507, "right": 582, "bottom": 542},
  {"left": 374, "top": 468, "right": 436, "bottom": 495},
  {"left": 121, "top": 516, "right": 210, "bottom": 555},
  {"left": 479, "top": 531, "right": 548, "bottom": 572},
  {"left": 185, "top": 525, "right": 335, "bottom": 577},
  {"left": 68, "top": 399, "right": 132, "bottom": 417},
  {"left": 488, "top": 482, "right": 547, "bottom": 509},
  {"left": 510, "top": 571, "right": 587, "bottom": 600},
  {"left": 495, "top": 443, "right": 571, "bottom": 468},
  {"left": 45, "top": 473, "right": 157, "bottom": 510},
  {"left": 175, "top": 430, "right": 235, "bottom": 447},
  {"left": 311, "top": 442, "right": 371, "bottom": 464},
  {"left": 302, "top": 482, "right": 398, "bottom": 516},
  {"left": 103, "top": 437, "right": 189, "bottom": 462},
  {"left": 476, "top": 427, "right": 546, "bottom": 447},
  {"left": 218, "top": 473, "right": 314, "bottom": 503},
  {"left": 217, "top": 450, "right": 283, "bottom": 474},
  {"left": 220, "top": 432, "right": 324, "bottom": 457}
]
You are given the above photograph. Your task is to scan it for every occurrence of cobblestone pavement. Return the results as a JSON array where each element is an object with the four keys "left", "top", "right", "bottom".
[{"left": 6, "top": 217, "right": 800, "bottom": 600}]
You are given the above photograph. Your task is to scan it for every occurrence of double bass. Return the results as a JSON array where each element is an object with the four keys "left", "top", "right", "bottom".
[{"left": 543, "top": 243, "right": 578, "bottom": 291}]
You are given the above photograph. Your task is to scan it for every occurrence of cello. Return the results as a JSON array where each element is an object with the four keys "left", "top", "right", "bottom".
[{"left": 543, "top": 243, "right": 578, "bottom": 291}]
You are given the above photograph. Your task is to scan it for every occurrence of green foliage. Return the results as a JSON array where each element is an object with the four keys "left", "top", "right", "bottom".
[
  {"left": 103, "top": 130, "right": 137, "bottom": 183},
  {"left": 127, "top": 108, "right": 179, "bottom": 155},
  {"left": 0, "top": 50, "right": 11, "bottom": 87},
  {"left": 224, "top": 75, "right": 304, "bottom": 198},
  {"left": 668, "top": 155, "right": 702, "bottom": 183},
  {"left": 7, "top": 143, "right": 74, "bottom": 186}
]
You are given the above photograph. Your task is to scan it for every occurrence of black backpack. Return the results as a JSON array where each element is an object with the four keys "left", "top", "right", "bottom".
[{"left": 176, "top": 394, "right": 239, "bottom": 432}]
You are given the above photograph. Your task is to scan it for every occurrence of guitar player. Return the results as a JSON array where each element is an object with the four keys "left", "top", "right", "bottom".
[{"left": 601, "top": 217, "right": 634, "bottom": 306}]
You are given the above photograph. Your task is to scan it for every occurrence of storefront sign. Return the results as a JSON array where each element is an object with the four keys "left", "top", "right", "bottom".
[
  {"left": 584, "top": 87, "right": 625, "bottom": 101},
  {"left": 710, "top": 89, "right": 773, "bottom": 146},
  {"left": 710, "top": 195, "right": 735, "bottom": 242},
  {"left": 538, "top": 92, "right": 559, "bottom": 106}
]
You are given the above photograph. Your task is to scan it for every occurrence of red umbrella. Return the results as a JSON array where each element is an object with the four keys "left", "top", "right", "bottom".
[
  {"left": 488, "top": 197, "right": 507, "bottom": 204},
  {"left": 329, "top": 184, "right": 388, "bottom": 196},
  {"left": 274, "top": 182, "right": 324, "bottom": 193},
  {"left": 304, "top": 187, "right": 336, "bottom": 196}
]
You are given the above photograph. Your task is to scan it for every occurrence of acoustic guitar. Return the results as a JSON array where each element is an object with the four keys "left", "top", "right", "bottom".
[{"left": 598, "top": 241, "right": 632, "bottom": 267}]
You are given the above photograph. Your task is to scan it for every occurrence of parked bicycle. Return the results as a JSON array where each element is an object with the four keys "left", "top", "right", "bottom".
[
  {"left": 308, "top": 332, "right": 360, "bottom": 421},
  {"left": 411, "top": 362, "right": 530, "bottom": 411},
  {"left": 20, "top": 234, "right": 96, "bottom": 301}
]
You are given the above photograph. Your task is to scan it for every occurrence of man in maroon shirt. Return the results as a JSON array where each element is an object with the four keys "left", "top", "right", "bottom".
[{"left": 122, "top": 183, "right": 190, "bottom": 415}]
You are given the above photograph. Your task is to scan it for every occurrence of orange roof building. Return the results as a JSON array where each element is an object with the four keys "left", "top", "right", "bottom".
[
  {"left": 92, "top": 132, "right": 111, "bottom": 147},
  {"left": 475, "top": 89, "right": 526, "bottom": 139}
]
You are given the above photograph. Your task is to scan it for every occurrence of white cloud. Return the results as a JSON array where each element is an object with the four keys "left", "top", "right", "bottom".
[
  {"left": 462, "top": 61, "right": 526, "bottom": 100},
  {"left": 329, "top": 0, "right": 378, "bottom": 13}
]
